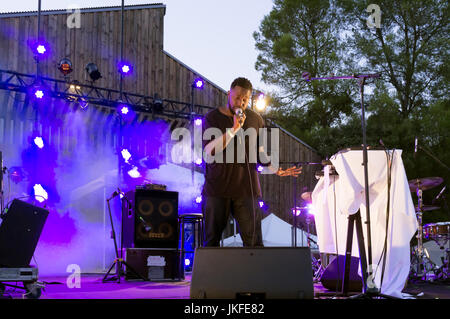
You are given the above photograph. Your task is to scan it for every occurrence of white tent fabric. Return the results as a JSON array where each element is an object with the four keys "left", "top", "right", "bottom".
[{"left": 222, "top": 213, "right": 318, "bottom": 248}]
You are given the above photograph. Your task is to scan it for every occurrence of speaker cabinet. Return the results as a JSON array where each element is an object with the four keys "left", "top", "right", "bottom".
[
  {"left": 320, "top": 255, "right": 363, "bottom": 292},
  {"left": 0, "top": 199, "right": 49, "bottom": 267},
  {"left": 123, "top": 248, "right": 181, "bottom": 281},
  {"left": 122, "top": 189, "right": 179, "bottom": 249},
  {"left": 190, "top": 247, "right": 314, "bottom": 299}
]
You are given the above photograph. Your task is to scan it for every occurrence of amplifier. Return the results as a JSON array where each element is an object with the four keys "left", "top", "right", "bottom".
[{"left": 123, "top": 248, "right": 182, "bottom": 281}]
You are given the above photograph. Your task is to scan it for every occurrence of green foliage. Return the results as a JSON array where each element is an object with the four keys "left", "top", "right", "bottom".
[{"left": 256, "top": 0, "right": 450, "bottom": 222}]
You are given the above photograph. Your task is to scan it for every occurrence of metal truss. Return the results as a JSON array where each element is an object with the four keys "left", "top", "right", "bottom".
[{"left": 0, "top": 69, "right": 214, "bottom": 120}]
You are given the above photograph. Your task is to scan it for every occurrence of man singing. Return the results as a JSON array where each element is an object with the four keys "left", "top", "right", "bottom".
[{"left": 202, "top": 77, "right": 301, "bottom": 247}]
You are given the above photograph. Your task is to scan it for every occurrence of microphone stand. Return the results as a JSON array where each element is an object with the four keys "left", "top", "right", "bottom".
[
  {"left": 103, "top": 190, "right": 146, "bottom": 283},
  {"left": 279, "top": 160, "right": 324, "bottom": 247},
  {"left": 304, "top": 73, "right": 397, "bottom": 298}
]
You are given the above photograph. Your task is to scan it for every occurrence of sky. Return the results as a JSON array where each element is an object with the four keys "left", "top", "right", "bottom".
[{"left": 1, "top": 0, "right": 276, "bottom": 93}]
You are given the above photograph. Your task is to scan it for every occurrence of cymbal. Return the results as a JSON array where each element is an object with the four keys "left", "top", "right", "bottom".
[
  {"left": 415, "top": 205, "right": 441, "bottom": 212},
  {"left": 408, "top": 177, "right": 443, "bottom": 192},
  {"left": 301, "top": 192, "right": 312, "bottom": 202}
]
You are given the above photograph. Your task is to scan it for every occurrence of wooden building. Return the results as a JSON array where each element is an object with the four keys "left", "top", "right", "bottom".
[{"left": 0, "top": 3, "right": 322, "bottom": 252}]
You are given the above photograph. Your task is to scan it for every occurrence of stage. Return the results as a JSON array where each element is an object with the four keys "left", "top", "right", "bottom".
[{"left": 1, "top": 273, "right": 449, "bottom": 300}]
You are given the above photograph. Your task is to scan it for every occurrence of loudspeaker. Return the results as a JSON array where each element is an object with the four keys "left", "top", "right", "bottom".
[
  {"left": 123, "top": 248, "right": 181, "bottom": 281},
  {"left": 0, "top": 199, "right": 49, "bottom": 267},
  {"left": 320, "top": 255, "right": 363, "bottom": 292},
  {"left": 122, "top": 189, "right": 178, "bottom": 249},
  {"left": 190, "top": 247, "right": 314, "bottom": 299}
]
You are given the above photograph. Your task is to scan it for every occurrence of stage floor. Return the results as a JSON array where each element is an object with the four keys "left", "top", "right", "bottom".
[{"left": 1, "top": 273, "right": 449, "bottom": 300}]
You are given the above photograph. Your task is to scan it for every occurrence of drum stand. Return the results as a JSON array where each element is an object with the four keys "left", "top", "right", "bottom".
[{"left": 410, "top": 188, "right": 437, "bottom": 281}]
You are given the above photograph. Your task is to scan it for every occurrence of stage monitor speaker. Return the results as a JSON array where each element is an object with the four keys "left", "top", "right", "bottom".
[
  {"left": 190, "top": 247, "right": 314, "bottom": 299},
  {"left": 320, "top": 255, "right": 363, "bottom": 292},
  {"left": 122, "top": 189, "right": 178, "bottom": 249},
  {"left": 0, "top": 199, "right": 49, "bottom": 267}
]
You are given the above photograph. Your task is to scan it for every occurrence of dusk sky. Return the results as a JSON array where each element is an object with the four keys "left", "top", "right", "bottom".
[{"left": 1, "top": 0, "right": 276, "bottom": 95}]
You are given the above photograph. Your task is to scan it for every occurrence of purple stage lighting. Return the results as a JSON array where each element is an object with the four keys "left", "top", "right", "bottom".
[
  {"left": 259, "top": 200, "right": 265, "bottom": 208},
  {"left": 193, "top": 78, "right": 204, "bottom": 89},
  {"left": 34, "top": 89, "right": 44, "bottom": 99},
  {"left": 194, "top": 158, "right": 202, "bottom": 166},
  {"left": 29, "top": 39, "right": 50, "bottom": 59},
  {"left": 257, "top": 165, "right": 264, "bottom": 173},
  {"left": 120, "top": 105, "right": 129, "bottom": 115},
  {"left": 194, "top": 118, "right": 202, "bottom": 126},
  {"left": 306, "top": 203, "right": 316, "bottom": 216},
  {"left": 33, "top": 184, "right": 48, "bottom": 203},
  {"left": 34, "top": 136, "right": 44, "bottom": 149},
  {"left": 118, "top": 61, "right": 133, "bottom": 75},
  {"left": 185, "top": 258, "right": 191, "bottom": 266},
  {"left": 195, "top": 196, "right": 202, "bottom": 204}
]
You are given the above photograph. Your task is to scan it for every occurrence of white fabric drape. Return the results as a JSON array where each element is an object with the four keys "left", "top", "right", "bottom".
[{"left": 312, "top": 149, "right": 418, "bottom": 298}]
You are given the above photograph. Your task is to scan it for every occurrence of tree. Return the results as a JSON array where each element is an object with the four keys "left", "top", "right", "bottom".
[
  {"left": 338, "top": 0, "right": 449, "bottom": 118},
  {"left": 254, "top": 0, "right": 354, "bottom": 132}
]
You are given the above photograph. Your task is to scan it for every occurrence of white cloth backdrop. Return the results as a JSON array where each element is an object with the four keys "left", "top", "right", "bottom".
[{"left": 312, "top": 149, "right": 418, "bottom": 298}]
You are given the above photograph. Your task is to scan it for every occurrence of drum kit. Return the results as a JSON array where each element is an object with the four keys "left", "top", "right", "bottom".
[{"left": 408, "top": 177, "right": 449, "bottom": 282}]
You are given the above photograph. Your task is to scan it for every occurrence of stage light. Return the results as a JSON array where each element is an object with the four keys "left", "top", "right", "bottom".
[
  {"left": 195, "top": 196, "right": 202, "bottom": 204},
  {"left": 34, "top": 137, "right": 44, "bottom": 149},
  {"left": 153, "top": 94, "right": 163, "bottom": 113},
  {"left": 120, "top": 105, "right": 129, "bottom": 115},
  {"left": 292, "top": 206, "right": 303, "bottom": 216},
  {"left": 33, "top": 184, "right": 48, "bottom": 203},
  {"left": 185, "top": 258, "right": 191, "bottom": 266},
  {"left": 192, "top": 77, "right": 204, "bottom": 89},
  {"left": 29, "top": 39, "right": 50, "bottom": 59},
  {"left": 121, "top": 149, "right": 132, "bottom": 163},
  {"left": 86, "top": 62, "right": 102, "bottom": 81},
  {"left": 118, "top": 61, "right": 133, "bottom": 75},
  {"left": 58, "top": 58, "right": 73, "bottom": 76},
  {"left": 127, "top": 166, "right": 141, "bottom": 178},
  {"left": 255, "top": 93, "right": 267, "bottom": 112},
  {"left": 34, "top": 89, "right": 44, "bottom": 99},
  {"left": 307, "top": 203, "right": 316, "bottom": 216},
  {"left": 257, "top": 165, "right": 264, "bottom": 173},
  {"left": 259, "top": 200, "right": 265, "bottom": 208},
  {"left": 194, "top": 118, "right": 202, "bottom": 126},
  {"left": 8, "top": 167, "right": 25, "bottom": 184},
  {"left": 194, "top": 158, "right": 202, "bottom": 166}
]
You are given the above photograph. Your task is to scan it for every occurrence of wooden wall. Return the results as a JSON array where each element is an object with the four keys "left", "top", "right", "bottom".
[{"left": 0, "top": 4, "right": 322, "bottom": 227}]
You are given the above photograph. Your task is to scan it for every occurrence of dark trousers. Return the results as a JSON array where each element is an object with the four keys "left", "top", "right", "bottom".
[{"left": 202, "top": 196, "right": 263, "bottom": 247}]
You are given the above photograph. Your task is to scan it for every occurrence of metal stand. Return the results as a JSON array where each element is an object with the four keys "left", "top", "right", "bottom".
[
  {"left": 305, "top": 72, "right": 399, "bottom": 298},
  {"left": 103, "top": 196, "right": 146, "bottom": 283}
]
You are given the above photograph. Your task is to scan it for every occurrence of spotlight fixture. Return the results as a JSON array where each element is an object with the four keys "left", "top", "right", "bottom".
[
  {"left": 58, "top": 58, "right": 73, "bottom": 76},
  {"left": 33, "top": 184, "right": 48, "bottom": 203},
  {"left": 29, "top": 39, "right": 50, "bottom": 59},
  {"left": 254, "top": 93, "right": 267, "bottom": 112},
  {"left": 195, "top": 196, "right": 202, "bottom": 204},
  {"left": 194, "top": 118, "right": 203, "bottom": 126},
  {"left": 34, "top": 136, "right": 44, "bottom": 149},
  {"left": 192, "top": 77, "right": 204, "bottom": 89},
  {"left": 86, "top": 62, "right": 102, "bottom": 82},
  {"left": 152, "top": 93, "right": 163, "bottom": 113},
  {"left": 29, "top": 84, "right": 47, "bottom": 102},
  {"left": 118, "top": 61, "right": 133, "bottom": 76}
]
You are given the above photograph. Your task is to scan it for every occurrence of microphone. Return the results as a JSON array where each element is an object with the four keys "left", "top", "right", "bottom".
[
  {"left": 432, "top": 186, "right": 446, "bottom": 204},
  {"left": 235, "top": 108, "right": 244, "bottom": 118}
]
